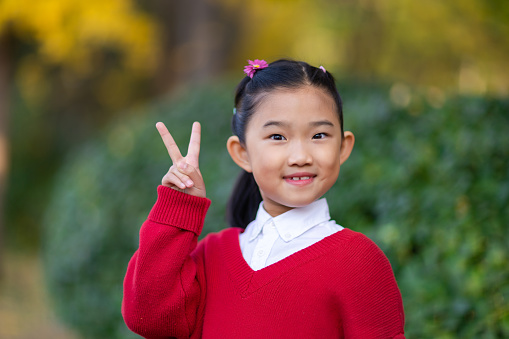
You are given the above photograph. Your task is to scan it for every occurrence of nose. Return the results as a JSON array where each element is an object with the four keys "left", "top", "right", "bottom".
[{"left": 287, "top": 141, "right": 312, "bottom": 166}]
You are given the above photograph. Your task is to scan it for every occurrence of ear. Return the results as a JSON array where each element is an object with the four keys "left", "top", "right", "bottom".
[
  {"left": 339, "top": 131, "right": 355, "bottom": 165},
  {"left": 227, "top": 136, "right": 252, "bottom": 172}
]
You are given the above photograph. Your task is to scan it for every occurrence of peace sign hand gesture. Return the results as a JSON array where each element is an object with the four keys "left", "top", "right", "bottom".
[{"left": 156, "top": 121, "right": 206, "bottom": 198}]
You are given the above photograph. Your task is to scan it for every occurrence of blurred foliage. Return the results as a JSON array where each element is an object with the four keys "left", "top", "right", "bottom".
[
  {"left": 0, "top": 0, "right": 157, "bottom": 70},
  {"left": 233, "top": 0, "right": 509, "bottom": 96},
  {"left": 3, "top": 0, "right": 158, "bottom": 249},
  {"left": 1, "top": 0, "right": 157, "bottom": 111},
  {"left": 6, "top": 0, "right": 509, "bottom": 250},
  {"left": 42, "top": 80, "right": 509, "bottom": 338}
]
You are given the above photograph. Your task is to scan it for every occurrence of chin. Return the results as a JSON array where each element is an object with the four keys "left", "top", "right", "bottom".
[{"left": 278, "top": 198, "right": 319, "bottom": 209}]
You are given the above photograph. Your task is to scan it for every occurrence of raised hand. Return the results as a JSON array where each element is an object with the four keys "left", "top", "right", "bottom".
[{"left": 156, "top": 121, "right": 206, "bottom": 198}]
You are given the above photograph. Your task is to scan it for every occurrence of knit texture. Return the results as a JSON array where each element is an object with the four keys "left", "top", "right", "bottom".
[{"left": 122, "top": 186, "right": 405, "bottom": 338}]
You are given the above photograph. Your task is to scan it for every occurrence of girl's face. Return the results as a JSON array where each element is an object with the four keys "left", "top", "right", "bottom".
[{"left": 239, "top": 85, "right": 354, "bottom": 217}]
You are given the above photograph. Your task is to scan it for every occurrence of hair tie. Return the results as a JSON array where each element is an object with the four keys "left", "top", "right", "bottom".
[
  {"left": 319, "top": 66, "right": 326, "bottom": 73},
  {"left": 244, "top": 59, "right": 269, "bottom": 78}
]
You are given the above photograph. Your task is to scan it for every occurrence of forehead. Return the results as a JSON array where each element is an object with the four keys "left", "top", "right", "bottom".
[{"left": 251, "top": 86, "right": 339, "bottom": 126}]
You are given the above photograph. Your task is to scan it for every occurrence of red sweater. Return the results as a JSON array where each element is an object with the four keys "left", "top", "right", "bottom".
[{"left": 122, "top": 186, "right": 405, "bottom": 338}]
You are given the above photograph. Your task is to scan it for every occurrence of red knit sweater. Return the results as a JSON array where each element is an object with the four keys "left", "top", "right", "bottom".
[{"left": 122, "top": 186, "right": 405, "bottom": 338}]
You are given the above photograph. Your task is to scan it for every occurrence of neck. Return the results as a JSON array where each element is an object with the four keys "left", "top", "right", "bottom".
[{"left": 262, "top": 202, "right": 295, "bottom": 217}]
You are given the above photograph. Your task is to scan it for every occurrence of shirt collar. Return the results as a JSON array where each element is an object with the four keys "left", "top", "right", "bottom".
[{"left": 247, "top": 198, "right": 332, "bottom": 243}]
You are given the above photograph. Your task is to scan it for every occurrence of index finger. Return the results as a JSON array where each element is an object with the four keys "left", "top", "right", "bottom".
[{"left": 156, "top": 122, "right": 183, "bottom": 163}]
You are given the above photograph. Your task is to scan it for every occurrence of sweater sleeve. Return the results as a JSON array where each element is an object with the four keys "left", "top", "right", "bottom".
[
  {"left": 122, "top": 186, "right": 211, "bottom": 339},
  {"left": 341, "top": 233, "right": 406, "bottom": 339}
]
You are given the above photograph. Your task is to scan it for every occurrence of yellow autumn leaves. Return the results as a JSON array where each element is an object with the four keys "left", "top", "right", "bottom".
[{"left": 0, "top": 0, "right": 157, "bottom": 73}]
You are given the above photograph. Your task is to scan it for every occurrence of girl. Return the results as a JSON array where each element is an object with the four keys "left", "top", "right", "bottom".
[{"left": 122, "top": 59, "right": 405, "bottom": 338}]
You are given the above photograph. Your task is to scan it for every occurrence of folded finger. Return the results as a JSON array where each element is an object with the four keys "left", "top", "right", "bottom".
[
  {"left": 162, "top": 170, "right": 187, "bottom": 189},
  {"left": 172, "top": 163, "right": 195, "bottom": 188}
]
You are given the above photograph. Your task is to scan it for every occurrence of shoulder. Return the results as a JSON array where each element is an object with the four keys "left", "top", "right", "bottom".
[
  {"left": 342, "top": 229, "right": 388, "bottom": 257},
  {"left": 331, "top": 229, "right": 395, "bottom": 277}
]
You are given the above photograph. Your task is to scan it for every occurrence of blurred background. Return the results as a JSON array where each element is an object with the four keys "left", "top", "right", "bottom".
[{"left": 1, "top": 0, "right": 508, "bottom": 338}]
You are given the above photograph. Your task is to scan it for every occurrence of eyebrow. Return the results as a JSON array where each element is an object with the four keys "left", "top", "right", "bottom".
[
  {"left": 262, "top": 120, "right": 335, "bottom": 128},
  {"left": 263, "top": 120, "right": 288, "bottom": 128},
  {"left": 310, "top": 120, "right": 335, "bottom": 127}
]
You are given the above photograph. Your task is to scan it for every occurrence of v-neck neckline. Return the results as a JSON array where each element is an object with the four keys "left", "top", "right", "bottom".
[{"left": 220, "top": 227, "right": 356, "bottom": 297}]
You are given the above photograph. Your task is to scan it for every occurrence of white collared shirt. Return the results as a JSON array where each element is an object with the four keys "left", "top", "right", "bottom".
[{"left": 239, "top": 198, "right": 344, "bottom": 271}]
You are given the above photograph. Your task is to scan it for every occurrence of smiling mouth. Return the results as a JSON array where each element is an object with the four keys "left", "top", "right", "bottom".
[
  {"left": 288, "top": 176, "right": 312, "bottom": 181},
  {"left": 283, "top": 174, "right": 316, "bottom": 185}
]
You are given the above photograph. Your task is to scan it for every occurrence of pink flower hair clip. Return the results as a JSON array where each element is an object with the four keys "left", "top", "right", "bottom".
[
  {"left": 319, "top": 66, "right": 326, "bottom": 73},
  {"left": 244, "top": 59, "right": 269, "bottom": 78}
]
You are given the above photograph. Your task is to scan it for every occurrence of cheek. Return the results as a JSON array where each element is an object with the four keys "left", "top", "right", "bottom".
[
  {"left": 252, "top": 149, "right": 282, "bottom": 175},
  {"left": 317, "top": 145, "right": 342, "bottom": 171}
]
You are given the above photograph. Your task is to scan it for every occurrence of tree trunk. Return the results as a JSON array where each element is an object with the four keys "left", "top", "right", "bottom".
[
  {"left": 151, "top": 0, "right": 243, "bottom": 93},
  {"left": 0, "top": 32, "right": 11, "bottom": 278}
]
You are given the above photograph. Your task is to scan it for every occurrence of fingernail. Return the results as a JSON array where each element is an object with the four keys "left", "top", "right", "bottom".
[
  {"left": 179, "top": 162, "right": 188, "bottom": 170},
  {"left": 186, "top": 180, "right": 194, "bottom": 187},
  {"left": 179, "top": 183, "right": 186, "bottom": 189}
]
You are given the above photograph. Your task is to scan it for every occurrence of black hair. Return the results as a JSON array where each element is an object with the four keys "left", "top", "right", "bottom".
[{"left": 226, "top": 59, "right": 344, "bottom": 228}]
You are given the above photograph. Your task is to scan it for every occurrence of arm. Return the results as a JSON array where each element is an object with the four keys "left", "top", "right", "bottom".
[
  {"left": 341, "top": 234, "right": 406, "bottom": 338},
  {"left": 122, "top": 186, "right": 210, "bottom": 338},
  {"left": 122, "top": 122, "right": 209, "bottom": 338}
]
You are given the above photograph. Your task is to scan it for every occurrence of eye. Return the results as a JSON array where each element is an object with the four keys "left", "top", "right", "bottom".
[
  {"left": 269, "top": 134, "right": 286, "bottom": 141},
  {"left": 312, "top": 133, "right": 328, "bottom": 139}
]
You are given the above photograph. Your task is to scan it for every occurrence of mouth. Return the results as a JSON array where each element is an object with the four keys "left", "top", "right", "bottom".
[
  {"left": 287, "top": 176, "right": 312, "bottom": 181},
  {"left": 283, "top": 173, "right": 316, "bottom": 185}
]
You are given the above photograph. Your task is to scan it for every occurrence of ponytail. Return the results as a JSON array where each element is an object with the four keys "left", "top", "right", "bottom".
[{"left": 226, "top": 170, "right": 262, "bottom": 228}]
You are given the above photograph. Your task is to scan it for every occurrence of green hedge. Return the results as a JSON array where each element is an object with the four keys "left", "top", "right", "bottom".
[{"left": 42, "top": 80, "right": 509, "bottom": 338}]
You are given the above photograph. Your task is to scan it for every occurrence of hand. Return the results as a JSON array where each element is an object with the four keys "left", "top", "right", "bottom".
[{"left": 156, "top": 121, "right": 206, "bottom": 198}]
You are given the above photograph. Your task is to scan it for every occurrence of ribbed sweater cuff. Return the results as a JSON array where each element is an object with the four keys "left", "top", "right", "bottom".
[{"left": 148, "top": 185, "right": 211, "bottom": 235}]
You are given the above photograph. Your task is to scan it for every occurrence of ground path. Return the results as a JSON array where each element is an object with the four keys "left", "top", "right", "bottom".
[{"left": 0, "top": 252, "right": 79, "bottom": 339}]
